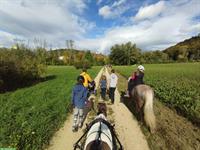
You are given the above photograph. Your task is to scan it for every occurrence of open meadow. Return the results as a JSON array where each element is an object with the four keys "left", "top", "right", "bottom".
[{"left": 0, "top": 66, "right": 101, "bottom": 149}]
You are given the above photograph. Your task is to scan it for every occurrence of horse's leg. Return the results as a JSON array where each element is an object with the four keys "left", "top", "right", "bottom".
[
  {"left": 134, "top": 96, "right": 141, "bottom": 121},
  {"left": 136, "top": 97, "right": 145, "bottom": 123}
]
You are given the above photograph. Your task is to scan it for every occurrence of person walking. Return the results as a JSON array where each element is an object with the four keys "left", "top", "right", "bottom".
[
  {"left": 109, "top": 69, "right": 118, "bottom": 104},
  {"left": 71, "top": 76, "right": 88, "bottom": 132},
  {"left": 100, "top": 75, "right": 107, "bottom": 100},
  {"left": 80, "top": 68, "right": 93, "bottom": 88}
]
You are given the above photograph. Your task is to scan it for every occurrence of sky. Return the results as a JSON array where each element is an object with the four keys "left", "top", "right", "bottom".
[{"left": 0, "top": 0, "right": 200, "bottom": 54}]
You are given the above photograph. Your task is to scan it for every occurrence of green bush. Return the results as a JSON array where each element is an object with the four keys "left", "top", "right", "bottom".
[
  {"left": 74, "top": 60, "right": 92, "bottom": 69},
  {"left": 0, "top": 46, "right": 47, "bottom": 92}
]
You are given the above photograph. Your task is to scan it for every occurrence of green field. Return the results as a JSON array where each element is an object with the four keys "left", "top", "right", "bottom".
[
  {"left": 114, "top": 63, "right": 200, "bottom": 124},
  {"left": 0, "top": 66, "right": 101, "bottom": 150}
]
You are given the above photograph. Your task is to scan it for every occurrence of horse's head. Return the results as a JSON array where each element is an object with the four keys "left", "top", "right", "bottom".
[
  {"left": 86, "top": 140, "right": 111, "bottom": 150},
  {"left": 97, "top": 102, "right": 107, "bottom": 117}
]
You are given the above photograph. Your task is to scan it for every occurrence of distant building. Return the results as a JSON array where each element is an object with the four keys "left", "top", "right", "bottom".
[
  {"left": 11, "top": 45, "right": 18, "bottom": 49},
  {"left": 59, "top": 56, "right": 64, "bottom": 60}
]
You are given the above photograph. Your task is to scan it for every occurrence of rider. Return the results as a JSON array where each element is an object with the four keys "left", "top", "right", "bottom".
[{"left": 125, "top": 65, "right": 145, "bottom": 97}]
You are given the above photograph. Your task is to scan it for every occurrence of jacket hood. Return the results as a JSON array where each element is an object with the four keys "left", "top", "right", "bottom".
[{"left": 74, "top": 84, "right": 84, "bottom": 92}]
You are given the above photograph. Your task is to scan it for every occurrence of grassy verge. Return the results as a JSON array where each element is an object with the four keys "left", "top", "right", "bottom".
[{"left": 0, "top": 66, "right": 101, "bottom": 150}]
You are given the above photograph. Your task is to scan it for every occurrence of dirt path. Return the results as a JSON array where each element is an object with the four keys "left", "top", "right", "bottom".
[
  {"left": 46, "top": 67, "right": 149, "bottom": 150},
  {"left": 46, "top": 68, "right": 104, "bottom": 150},
  {"left": 104, "top": 68, "right": 149, "bottom": 150}
]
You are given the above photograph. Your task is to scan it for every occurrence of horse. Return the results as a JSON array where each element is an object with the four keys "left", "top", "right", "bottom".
[
  {"left": 88, "top": 81, "right": 96, "bottom": 95},
  {"left": 131, "top": 84, "right": 156, "bottom": 133},
  {"left": 74, "top": 103, "right": 123, "bottom": 150}
]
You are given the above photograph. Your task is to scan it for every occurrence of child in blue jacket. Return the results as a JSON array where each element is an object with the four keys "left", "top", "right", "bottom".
[{"left": 71, "top": 76, "right": 88, "bottom": 132}]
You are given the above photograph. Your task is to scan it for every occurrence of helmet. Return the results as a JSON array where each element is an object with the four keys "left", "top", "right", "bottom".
[
  {"left": 137, "top": 65, "right": 145, "bottom": 72},
  {"left": 77, "top": 75, "right": 84, "bottom": 83}
]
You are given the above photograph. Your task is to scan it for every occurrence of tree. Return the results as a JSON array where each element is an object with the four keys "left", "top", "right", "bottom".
[
  {"left": 66, "top": 40, "right": 75, "bottom": 65},
  {"left": 109, "top": 42, "right": 141, "bottom": 65},
  {"left": 84, "top": 50, "right": 94, "bottom": 63}
]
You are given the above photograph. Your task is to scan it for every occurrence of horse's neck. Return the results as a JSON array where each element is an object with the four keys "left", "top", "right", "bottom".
[{"left": 95, "top": 113, "right": 107, "bottom": 121}]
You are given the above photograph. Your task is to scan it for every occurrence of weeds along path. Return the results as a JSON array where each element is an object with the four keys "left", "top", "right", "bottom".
[
  {"left": 46, "top": 68, "right": 104, "bottom": 150},
  {"left": 104, "top": 68, "right": 149, "bottom": 150}
]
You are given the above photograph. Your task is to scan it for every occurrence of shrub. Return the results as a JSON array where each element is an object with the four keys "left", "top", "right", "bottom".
[
  {"left": 0, "top": 46, "right": 47, "bottom": 92},
  {"left": 74, "top": 60, "right": 92, "bottom": 69}
]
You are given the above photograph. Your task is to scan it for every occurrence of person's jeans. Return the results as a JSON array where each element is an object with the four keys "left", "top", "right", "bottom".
[
  {"left": 72, "top": 107, "right": 84, "bottom": 129},
  {"left": 109, "top": 87, "right": 116, "bottom": 104},
  {"left": 101, "top": 88, "right": 106, "bottom": 100}
]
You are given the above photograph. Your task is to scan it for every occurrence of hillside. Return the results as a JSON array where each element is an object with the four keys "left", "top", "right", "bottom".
[{"left": 163, "top": 35, "right": 200, "bottom": 61}]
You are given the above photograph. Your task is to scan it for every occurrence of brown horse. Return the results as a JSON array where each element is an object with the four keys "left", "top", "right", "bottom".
[{"left": 131, "top": 84, "right": 156, "bottom": 133}]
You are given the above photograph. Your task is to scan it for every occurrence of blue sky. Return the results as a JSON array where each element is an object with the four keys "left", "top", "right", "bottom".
[{"left": 0, "top": 0, "right": 200, "bottom": 54}]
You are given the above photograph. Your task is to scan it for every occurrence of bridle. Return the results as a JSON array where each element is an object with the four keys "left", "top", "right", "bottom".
[{"left": 73, "top": 118, "right": 123, "bottom": 150}]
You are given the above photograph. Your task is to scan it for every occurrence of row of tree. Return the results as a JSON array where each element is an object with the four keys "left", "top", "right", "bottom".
[
  {"left": 109, "top": 35, "right": 200, "bottom": 65},
  {"left": 46, "top": 49, "right": 108, "bottom": 68},
  {"left": 0, "top": 43, "right": 108, "bottom": 92},
  {"left": 109, "top": 42, "right": 169, "bottom": 65}
]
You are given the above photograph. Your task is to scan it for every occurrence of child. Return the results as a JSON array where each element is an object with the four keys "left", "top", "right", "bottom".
[
  {"left": 134, "top": 65, "right": 145, "bottom": 86},
  {"left": 124, "top": 71, "right": 138, "bottom": 97},
  {"left": 71, "top": 75, "right": 88, "bottom": 132},
  {"left": 100, "top": 75, "right": 107, "bottom": 100},
  {"left": 125, "top": 65, "right": 145, "bottom": 97},
  {"left": 109, "top": 69, "right": 118, "bottom": 104}
]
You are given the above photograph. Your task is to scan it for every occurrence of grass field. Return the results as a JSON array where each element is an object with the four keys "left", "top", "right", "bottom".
[
  {"left": 0, "top": 66, "right": 101, "bottom": 150},
  {"left": 114, "top": 63, "right": 200, "bottom": 125}
]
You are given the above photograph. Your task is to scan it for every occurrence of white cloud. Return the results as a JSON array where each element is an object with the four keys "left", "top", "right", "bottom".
[
  {"left": 112, "top": 0, "right": 126, "bottom": 7},
  {"left": 0, "top": 0, "right": 200, "bottom": 53},
  {"left": 98, "top": 5, "right": 112, "bottom": 19},
  {"left": 134, "top": 1, "right": 165, "bottom": 21},
  {"left": 0, "top": 0, "right": 94, "bottom": 48},
  {"left": 98, "top": 0, "right": 128, "bottom": 19},
  {"left": 77, "top": 0, "right": 200, "bottom": 52}
]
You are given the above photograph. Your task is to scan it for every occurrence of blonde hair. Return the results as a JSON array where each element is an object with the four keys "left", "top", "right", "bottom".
[{"left": 101, "top": 75, "right": 107, "bottom": 81}]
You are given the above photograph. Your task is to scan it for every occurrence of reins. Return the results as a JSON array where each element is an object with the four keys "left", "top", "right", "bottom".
[{"left": 73, "top": 118, "right": 123, "bottom": 150}]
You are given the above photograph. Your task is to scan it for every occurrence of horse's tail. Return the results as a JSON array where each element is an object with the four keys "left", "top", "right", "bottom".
[{"left": 144, "top": 90, "right": 156, "bottom": 133}]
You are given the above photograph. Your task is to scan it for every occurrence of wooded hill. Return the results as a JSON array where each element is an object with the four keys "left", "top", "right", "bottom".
[
  {"left": 163, "top": 35, "right": 200, "bottom": 61},
  {"left": 109, "top": 34, "right": 200, "bottom": 65}
]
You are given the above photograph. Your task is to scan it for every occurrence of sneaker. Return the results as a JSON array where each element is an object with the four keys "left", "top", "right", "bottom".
[
  {"left": 72, "top": 127, "right": 76, "bottom": 132},
  {"left": 124, "top": 94, "right": 130, "bottom": 97},
  {"left": 78, "top": 122, "right": 83, "bottom": 128},
  {"left": 72, "top": 126, "right": 78, "bottom": 132}
]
